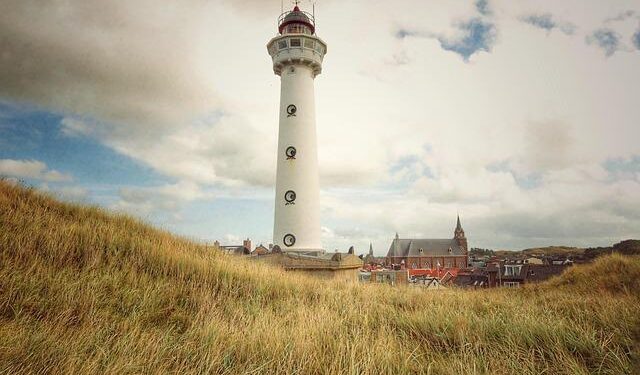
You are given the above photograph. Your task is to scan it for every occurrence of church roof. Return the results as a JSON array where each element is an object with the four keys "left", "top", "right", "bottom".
[{"left": 387, "top": 238, "right": 466, "bottom": 257}]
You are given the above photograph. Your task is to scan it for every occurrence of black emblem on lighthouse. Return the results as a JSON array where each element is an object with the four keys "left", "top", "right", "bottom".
[
  {"left": 287, "top": 104, "right": 297, "bottom": 117},
  {"left": 284, "top": 190, "right": 296, "bottom": 205},
  {"left": 283, "top": 234, "right": 296, "bottom": 247},
  {"left": 285, "top": 146, "right": 297, "bottom": 159}
]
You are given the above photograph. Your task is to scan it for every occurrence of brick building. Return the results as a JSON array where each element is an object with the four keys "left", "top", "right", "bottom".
[{"left": 385, "top": 216, "right": 469, "bottom": 269}]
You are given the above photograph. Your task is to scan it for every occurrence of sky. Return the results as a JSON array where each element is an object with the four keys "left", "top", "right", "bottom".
[{"left": 1, "top": 0, "right": 639, "bottom": 255}]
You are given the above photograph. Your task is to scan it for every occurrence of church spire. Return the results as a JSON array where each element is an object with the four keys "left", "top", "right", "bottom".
[
  {"left": 454, "top": 215, "right": 465, "bottom": 239},
  {"left": 454, "top": 214, "right": 468, "bottom": 255}
]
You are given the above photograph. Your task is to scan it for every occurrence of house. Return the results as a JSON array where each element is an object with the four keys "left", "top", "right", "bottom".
[
  {"left": 252, "top": 244, "right": 270, "bottom": 256},
  {"left": 408, "top": 268, "right": 459, "bottom": 281},
  {"left": 525, "top": 257, "right": 543, "bottom": 265},
  {"left": 487, "top": 262, "right": 569, "bottom": 288},
  {"left": 370, "top": 269, "right": 409, "bottom": 286},
  {"left": 411, "top": 276, "right": 445, "bottom": 289},
  {"left": 385, "top": 216, "right": 469, "bottom": 269},
  {"left": 214, "top": 238, "right": 252, "bottom": 255},
  {"left": 451, "top": 268, "right": 489, "bottom": 288}
]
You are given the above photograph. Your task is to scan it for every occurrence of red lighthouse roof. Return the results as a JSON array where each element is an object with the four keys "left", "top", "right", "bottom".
[{"left": 278, "top": 5, "right": 315, "bottom": 34}]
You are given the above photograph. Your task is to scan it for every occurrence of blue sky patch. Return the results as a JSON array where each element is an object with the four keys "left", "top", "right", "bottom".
[
  {"left": 486, "top": 160, "right": 541, "bottom": 189},
  {"left": 604, "top": 155, "right": 640, "bottom": 181},
  {"left": 633, "top": 29, "right": 640, "bottom": 50},
  {"left": 522, "top": 14, "right": 556, "bottom": 31},
  {"left": 521, "top": 13, "right": 574, "bottom": 35},
  {"left": 437, "top": 18, "right": 496, "bottom": 61},
  {"left": 475, "top": 0, "right": 491, "bottom": 16},
  {"left": 587, "top": 28, "right": 620, "bottom": 56},
  {"left": 0, "top": 102, "right": 173, "bottom": 210}
]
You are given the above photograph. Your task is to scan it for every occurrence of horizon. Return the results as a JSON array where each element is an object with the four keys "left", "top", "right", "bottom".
[{"left": 1, "top": 0, "right": 639, "bottom": 254}]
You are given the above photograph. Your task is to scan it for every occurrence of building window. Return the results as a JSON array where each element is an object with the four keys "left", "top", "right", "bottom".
[
  {"left": 278, "top": 40, "right": 288, "bottom": 50},
  {"left": 290, "top": 38, "right": 301, "bottom": 47},
  {"left": 504, "top": 265, "right": 522, "bottom": 276},
  {"left": 504, "top": 281, "right": 520, "bottom": 288},
  {"left": 446, "top": 261, "right": 452, "bottom": 268}
]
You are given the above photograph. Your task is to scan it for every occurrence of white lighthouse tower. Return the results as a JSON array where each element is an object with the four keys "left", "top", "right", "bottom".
[{"left": 267, "top": 4, "right": 327, "bottom": 254}]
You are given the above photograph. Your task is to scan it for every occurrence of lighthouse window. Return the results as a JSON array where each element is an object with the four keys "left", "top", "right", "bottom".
[
  {"left": 278, "top": 40, "right": 288, "bottom": 50},
  {"left": 304, "top": 38, "right": 314, "bottom": 48},
  {"left": 314, "top": 44, "right": 324, "bottom": 53},
  {"left": 290, "top": 38, "right": 301, "bottom": 47},
  {"left": 283, "top": 234, "right": 296, "bottom": 247}
]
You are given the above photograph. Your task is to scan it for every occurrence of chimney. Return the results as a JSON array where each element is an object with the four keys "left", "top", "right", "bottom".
[{"left": 243, "top": 238, "right": 252, "bottom": 252}]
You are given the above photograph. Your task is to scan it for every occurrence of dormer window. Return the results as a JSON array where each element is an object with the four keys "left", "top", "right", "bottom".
[
  {"left": 504, "top": 265, "right": 522, "bottom": 276},
  {"left": 419, "top": 248, "right": 424, "bottom": 254}
]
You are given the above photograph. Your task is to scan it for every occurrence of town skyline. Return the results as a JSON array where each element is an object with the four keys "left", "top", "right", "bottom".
[{"left": 1, "top": 0, "right": 639, "bottom": 254}]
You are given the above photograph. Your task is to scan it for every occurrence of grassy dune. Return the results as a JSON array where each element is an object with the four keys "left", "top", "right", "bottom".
[{"left": 1, "top": 180, "right": 639, "bottom": 374}]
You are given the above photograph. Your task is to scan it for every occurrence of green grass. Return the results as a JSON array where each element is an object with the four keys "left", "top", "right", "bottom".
[{"left": 1, "top": 180, "right": 639, "bottom": 374}]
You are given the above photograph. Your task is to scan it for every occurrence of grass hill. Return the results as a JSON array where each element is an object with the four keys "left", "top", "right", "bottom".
[
  {"left": 489, "top": 241, "right": 640, "bottom": 261},
  {"left": 1, "top": 180, "right": 639, "bottom": 374}
]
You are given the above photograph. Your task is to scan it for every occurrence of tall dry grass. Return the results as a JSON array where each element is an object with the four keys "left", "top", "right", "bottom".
[{"left": 0, "top": 180, "right": 639, "bottom": 374}]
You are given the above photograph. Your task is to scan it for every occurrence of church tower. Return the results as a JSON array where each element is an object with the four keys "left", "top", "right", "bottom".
[
  {"left": 267, "top": 5, "right": 327, "bottom": 253},
  {"left": 454, "top": 215, "right": 468, "bottom": 251}
]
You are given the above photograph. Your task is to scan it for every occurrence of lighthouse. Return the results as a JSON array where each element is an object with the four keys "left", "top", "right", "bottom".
[{"left": 267, "top": 5, "right": 327, "bottom": 254}]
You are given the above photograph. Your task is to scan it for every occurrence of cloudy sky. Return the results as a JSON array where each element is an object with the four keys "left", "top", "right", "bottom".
[{"left": 1, "top": 0, "right": 639, "bottom": 254}]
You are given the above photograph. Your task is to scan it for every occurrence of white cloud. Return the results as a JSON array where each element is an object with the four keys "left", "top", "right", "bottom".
[
  {"left": 0, "top": 159, "right": 72, "bottom": 182},
  {"left": 39, "top": 183, "right": 89, "bottom": 202},
  {"left": 113, "top": 180, "right": 214, "bottom": 218},
  {"left": 60, "top": 118, "right": 94, "bottom": 137}
]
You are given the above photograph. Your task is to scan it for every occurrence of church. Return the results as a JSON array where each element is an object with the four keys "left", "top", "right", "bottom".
[{"left": 385, "top": 216, "right": 469, "bottom": 269}]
